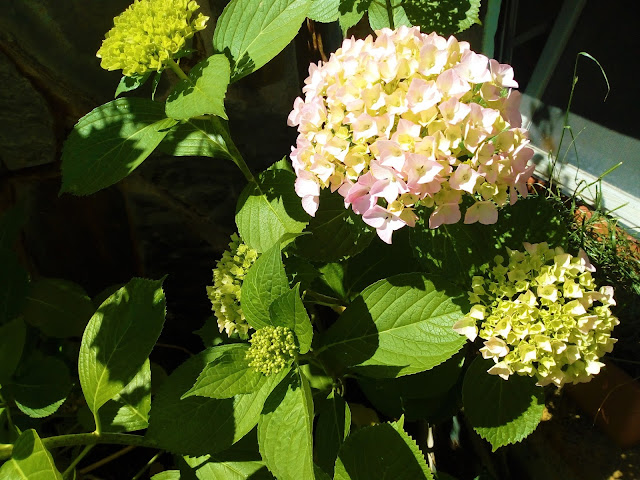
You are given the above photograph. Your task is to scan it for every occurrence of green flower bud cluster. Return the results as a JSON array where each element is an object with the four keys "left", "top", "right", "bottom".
[
  {"left": 96, "top": 0, "right": 209, "bottom": 76},
  {"left": 206, "top": 234, "right": 258, "bottom": 338},
  {"left": 246, "top": 326, "right": 297, "bottom": 376},
  {"left": 453, "top": 242, "right": 618, "bottom": 387}
]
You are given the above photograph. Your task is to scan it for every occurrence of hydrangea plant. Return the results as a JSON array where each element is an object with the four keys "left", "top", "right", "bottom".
[{"left": 0, "top": 1, "right": 622, "bottom": 478}]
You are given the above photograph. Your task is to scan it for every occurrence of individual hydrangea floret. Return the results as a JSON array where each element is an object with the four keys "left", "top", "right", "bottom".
[
  {"left": 246, "top": 326, "right": 297, "bottom": 376},
  {"left": 453, "top": 242, "right": 619, "bottom": 387},
  {"left": 96, "top": 0, "right": 209, "bottom": 76},
  {"left": 206, "top": 233, "right": 259, "bottom": 338},
  {"left": 288, "top": 26, "right": 534, "bottom": 243}
]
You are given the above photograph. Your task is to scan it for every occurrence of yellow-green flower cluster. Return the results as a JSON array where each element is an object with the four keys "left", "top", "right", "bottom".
[
  {"left": 453, "top": 242, "right": 618, "bottom": 387},
  {"left": 96, "top": 0, "right": 208, "bottom": 76},
  {"left": 206, "top": 234, "right": 258, "bottom": 338},
  {"left": 246, "top": 326, "right": 297, "bottom": 376}
]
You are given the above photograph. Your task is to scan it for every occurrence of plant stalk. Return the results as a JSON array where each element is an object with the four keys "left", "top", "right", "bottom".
[
  {"left": 62, "top": 444, "right": 94, "bottom": 478},
  {"left": 0, "top": 433, "right": 158, "bottom": 461},
  {"left": 166, "top": 58, "right": 190, "bottom": 82}
]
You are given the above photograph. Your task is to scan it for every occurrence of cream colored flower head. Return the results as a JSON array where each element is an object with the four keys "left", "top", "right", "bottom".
[
  {"left": 206, "top": 233, "right": 259, "bottom": 338},
  {"left": 288, "top": 26, "right": 533, "bottom": 244},
  {"left": 246, "top": 326, "right": 297, "bottom": 376},
  {"left": 453, "top": 243, "right": 619, "bottom": 387},
  {"left": 97, "top": 0, "right": 208, "bottom": 76}
]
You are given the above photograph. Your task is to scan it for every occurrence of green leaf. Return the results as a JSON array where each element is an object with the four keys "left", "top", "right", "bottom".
[
  {"left": 315, "top": 391, "right": 350, "bottom": 476},
  {"left": 0, "top": 203, "right": 26, "bottom": 250},
  {"left": 151, "top": 471, "right": 181, "bottom": 480},
  {"left": 236, "top": 163, "right": 309, "bottom": 253},
  {"left": 368, "top": 0, "right": 411, "bottom": 30},
  {"left": 78, "top": 277, "right": 166, "bottom": 415},
  {"left": 403, "top": 0, "right": 481, "bottom": 36},
  {"left": 214, "top": 0, "right": 311, "bottom": 82},
  {"left": 183, "top": 455, "right": 274, "bottom": 480},
  {"left": 0, "top": 318, "right": 26, "bottom": 384},
  {"left": 194, "top": 316, "right": 226, "bottom": 349},
  {"left": 158, "top": 117, "right": 237, "bottom": 161},
  {"left": 462, "top": 356, "right": 545, "bottom": 451},
  {"left": 98, "top": 358, "right": 151, "bottom": 433},
  {"left": 268, "top": 285, "right": 313, "bottom": 354},
  {"left": 22, "top": 278, "right": 95, "bottom": 338},
  {"left": 166, "top": 55, "right": 230, "bottom": 120},
  {"left": 337, "top": 0, "right": 371, "bottom": 34},
  {"left": 146, "top": 346, "right": 288, "bottom": 456},
  {"left": 0, "top": 248, "right": 29, "bottom": 325},
  {"left": 11, "top": 354, "right": 72, "bottom": 418},
  {"left": 258, "top": 369, "right": 314, "bottom": 480},
  {"left": 358, "top": 351, "right": 465, "bottom": 421},
  {"left": 334, "top": 422, "right": 433, "bottom": 480},
  {"left": 0, "top": 429, "right": 63, "bottom": 479},
  {"left": 320, "top": 273, "right": 467, "bottom": 377},
  {"left": 309, "top": 0, "right": 340, "bottom": 22},
  {"left": 115, "top": 72, "right": 151, "bottom": 98},
  {"left": 182, "top": 344, "right": 264, "bottom": 399},
  {"left": 241, "top": 243, "right": 290, "bottom": 330},
  {"left": 294, "top": 190, "right": 374, "bottom": 262},
  {"left": 60, "top": 98, "right": 177, "bottom": 196}
]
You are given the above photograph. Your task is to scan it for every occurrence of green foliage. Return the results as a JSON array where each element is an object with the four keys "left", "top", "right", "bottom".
[
  {"left": 241, "top": 243, "right": 290, "bottom": 329},
  {"left": 159, "top": 117, "right": 238, "bottom": 162},
  {"left": 151, "top": 471, "right": 182, "bottom": 480},
  {"left": 0, "top": 429, "right": 62, "bottom": 479},
  {"left": 462, "top": 357, "right": 545, "bottom": 451},
  {"left": 183, "top": 455, "right": 274, "bottom": 480},
  {"left": 314, "top": 391, "right": 350, "bottom": 476},
  {"left": 182, "top": 344, "right": 264, "bottom": 399},
  {"left": 368, "top": 0, "right": 411, "bottom": 30},
  {"left": 78, "top": 277, "right": 166, "bottom": 417},
  {"left": 165, "top": 55, "right": 230, "bottom": 120},
  {"left": 268, "top": 285, "right": 313, "bottom": 353},
  {"left": 236, "top": 163, "right": 309, "bottom": 253},
  {"left": 403, "top": 0, "right": 481, "bottom": 36},
  {"left": 294, "top": 189, "right": 375, "bottom": 262},
  {"left": 337, "top": 0, "right": 371, "bottom": 34},
  {"left": 0, "top": 248, "right": 29, "bottom": 325},
  {"left": 320, "top": 273, "right": 468, "bottom": 377},
  {"left": 98, "top": 358, "right": 151, "bottom": 433},
  {"left": 22, "top": 278, "right": 95, "bottom": 338},
  {"left": 334, "top": 422, "right": 433, "bottom": 480},
  {"left": 10, "top": 354, "right": 72, "bottom": 418},
  {"left": 258, "top": 369, "right": 314, "bottom": 480},
  {"left": 60, "top": 98, "right": 177, "bottom": 196},
  {"left": 308, "top": 0, "right": 339, "bottom": 23},
  {"left": 214, "top": 0, "right": 311, "bottom": 82},
  {"left": 146, "top": 346, "right": 288, "bottom": 455},
  {"left": 114, "top": 72, "right": 151, "bottom": 98},
  {"left": 0, "top": 319, "right": 26, "bottom": 384}
]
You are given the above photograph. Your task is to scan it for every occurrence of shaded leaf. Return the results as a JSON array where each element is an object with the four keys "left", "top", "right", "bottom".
[
  {"left": 166, "top": 55, "right": 230, "bottom": 120},
  {"left": 0, "top": 429, "right": 62, "bottom": 479},
  {"left": 403, "top": 0, "right": 481, "bottom": 36},
  {"left": 236, "top": 163, "right": 308, "bottom": 253},
  {"left": 315, "top": 391, "right": 350, "bottom": 476},
  {"left": 337, "top": 0, "right": 371, "bottom": 34},
  {"left": 146, "top": 346, "right": 288, "bottom": 456},
  {"left": 158, "top": 117, "right": 237, "bottom": 161},
  {"left": 22, "top": 278, "right": 95, "bottom": 338},
  {"left": 462, "top": 356, "right": 545, "bottom": 451},
  {"left": 78, "top": 277, "right": 166, "bottom": 414},
  {"left": 368, "top": 0, "right": 411, "bottom": 30},
  {"left": 60, "top": 98, "right": 177, "bottom": 196},
  {"left": 115, "top": 73, "right": 151, "bottom": 98},
  {"left": 0, "top": 248, "right": 29, "bottom": 325},
  {"left": 12, "top": 355, "right": 72, "bottom": 418},
  {"left": 0, "top": 318, "right": 26, "bottom": 384}
]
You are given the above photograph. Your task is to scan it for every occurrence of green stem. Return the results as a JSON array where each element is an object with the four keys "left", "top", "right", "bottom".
[
  {"left": 209, "top": 116, "right": 255, "bottom": 183},
  {"left": 166, "top": 58, "right": 190, "bottom": 82},
  {"left": 63, "top": 444, "right": 94, "bottom": 478},
  {"left": 0, "top": 433, "right": 158, "bottom": 461},
  {"left": 93, "top": 410, "right": 102, "bottom": 435},
  {"left": 0, "top": 392, "right": 17, "bottom": 440},
  {"left": 385, "top": 0, "right": 395, "bottom": 29}
]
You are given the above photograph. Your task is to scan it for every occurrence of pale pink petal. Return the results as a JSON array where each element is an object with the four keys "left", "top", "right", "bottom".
[{"left": 429, "top": 203, "right": 461, "bottom": 228}]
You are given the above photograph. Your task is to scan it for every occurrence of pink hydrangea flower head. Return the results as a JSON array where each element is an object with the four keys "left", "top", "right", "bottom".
[{"left": 288, "top": 27, "right": 532, "bottom": 243}]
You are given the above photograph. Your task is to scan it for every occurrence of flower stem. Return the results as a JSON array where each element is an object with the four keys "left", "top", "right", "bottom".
[
  {"left": 166, "top": 58, "right": 190, "bottom": 82},
  {"left": 62, "top": 444, "right": 94, "bottom": 478},
  {"left": 131, "top": 451, "right": 162, "bottom": 480},
  {"left": 0, "top": 433, "right": 158, "bottom": 461}
]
